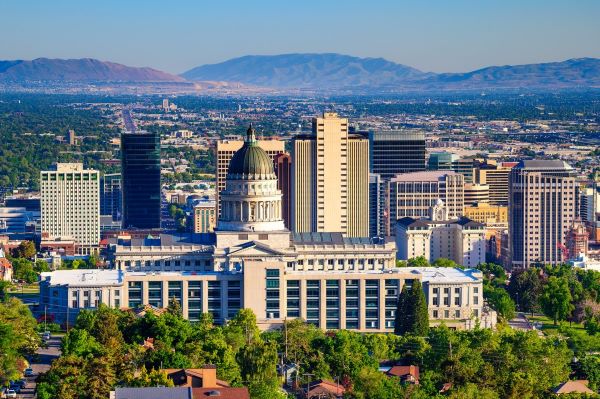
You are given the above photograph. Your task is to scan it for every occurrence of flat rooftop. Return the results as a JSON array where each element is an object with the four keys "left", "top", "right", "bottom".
[
  {"left": 408, "top": 267, "right": 482, "bottom": 283},
  {"left": 41, "top": 269, "right": 123, "bottom": 286}
]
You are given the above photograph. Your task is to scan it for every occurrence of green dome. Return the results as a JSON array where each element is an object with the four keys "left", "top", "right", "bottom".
[{"left": 227, "top": 125, "right": 275, "bottom": 179}]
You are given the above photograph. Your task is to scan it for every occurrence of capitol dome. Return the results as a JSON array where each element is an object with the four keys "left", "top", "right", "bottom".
[
  {"left": 217, "top": 125, "right": 286, "bottom": 232},
  {"left": 227, "top": 126, "right": 276, "bottom": 180}
]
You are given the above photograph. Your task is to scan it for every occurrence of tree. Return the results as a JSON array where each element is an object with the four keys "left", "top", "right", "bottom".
[
  {"left": 11, "top": 258, "right": 37, "bottom": 283},
  {"left": 395, "top": 280, "right": 429, "bottom": 336},
  {"left": 407, "top": 256, "right": 430, "bottom": 267},
  {"left": 432, "top": 258, "right": 462, "bottom": 269},
  {"left": 13, "top": 240, "right": 36, "bottom": 259},
  {"left": 581, "top": 355, "right": 600, "bottom": 391},
  {"left": 540, "top": 276, "right": 574, "bottom": 325},
  {"left": 166, "top": 297, "right": 183, "bottom": 317},
  {"left": 508, "top": 268, "right": 543, "bottom": 314},
  {"left": 0, "top": 281, "right": 11, "bottom": 302},
  {"left": 484, "top": 285, "right": 515, "bottom": 321},
  {"left": 84, "top": 356, "right": 116, "bottom": 399}
]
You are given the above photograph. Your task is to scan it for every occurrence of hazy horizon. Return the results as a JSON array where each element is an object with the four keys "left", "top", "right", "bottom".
[{"left": 2, "top": 0, "right": 600, "bottom": 74}]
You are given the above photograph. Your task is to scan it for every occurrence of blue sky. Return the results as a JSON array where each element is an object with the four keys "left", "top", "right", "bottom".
[{"left": 1, "top": 0, "right": 599, "bottom": 74}]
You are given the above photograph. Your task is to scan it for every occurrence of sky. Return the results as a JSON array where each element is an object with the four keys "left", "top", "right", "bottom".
[{"left": 1, "top": 0, "right": 599, "bottom": 74}]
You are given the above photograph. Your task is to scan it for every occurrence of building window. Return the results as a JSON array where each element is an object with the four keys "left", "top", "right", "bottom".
[{"left": 265, "top": 269, "right": 280, "bottom": 319}]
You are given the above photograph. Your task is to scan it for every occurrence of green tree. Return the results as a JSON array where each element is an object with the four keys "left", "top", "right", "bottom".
[
  {"left": 484, "top": 285, "right": 516, "bottom": 320},
  {"left": 581, "top": 355, "right": 600, "bottom": 391},
  {"left": 508, "top": 268, "right": 543, "bottom": 314},
  {"left": 432, "top": 258, "right": 463, "bottom": 268},
  {"left": 395, "top": 280, "right": 429, "bottom": 336},
  {"left": 85, "top": 356, "right": 116, "bottom": 399},
  {"left": 540, "top": 276, "right": 574, "bottom": 325},
  {"left": 407, "top": 256, "right": 430, "bottom": 267},
  {"left": 13, "top": 240, "right": 36, "bottom": 259},
  {"left": 61, "top": 328, "right": 102, "bottom": 358}
]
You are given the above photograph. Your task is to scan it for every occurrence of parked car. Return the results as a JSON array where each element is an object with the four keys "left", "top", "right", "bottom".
[
  {"left": 42, "top": 332, "right": 51, "bottom": 340},
  {"left": 4, "top": 389, "right": 17, "bottom": 398},
  {"left": 8, "top": 384, "right": 20, "bottom": 394},
  {"left": 24, "top": 368, "right": 34, "bottom": 377},
  {"left": 16, "top": 379, "right": 26, "bottom": 388}
]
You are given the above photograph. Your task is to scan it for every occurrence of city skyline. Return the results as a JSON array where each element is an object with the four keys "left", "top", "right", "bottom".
[{"left": 1, "top": 0, "right": 599, "bottom": 74}]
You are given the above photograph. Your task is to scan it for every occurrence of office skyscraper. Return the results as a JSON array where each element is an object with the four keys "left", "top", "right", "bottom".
[
  {"left": 215, "top": 139, "right": 285, "bottom": 218},
  {"left": 292, "top": 112, "right": 369, "bottom": 237},
  {"left": 100, "top": 173, "right": 122, "bottom": 221},
  {"left": 509, "top": 160, "right": 577, "bottom": 268},
  {"left": 389, "top": 171, "right": 464, "bottom": 224},
  {"left": 121, "top": 131, "right": 161, "bottom": 229},
  {"left": 274, "top": 153, "right": 292, "bottom": 229},
  {"left": 368, "top": 130, "right": 426, "bottom": 179},
  {"left": 369, "top": 173, "right": 386, "bottom": 238},
  {"left": 474, "top": 160, "right": 515, "bottom": 206},
  {"left": 40, "top": 163, "right": 99, "bottom": 254}
]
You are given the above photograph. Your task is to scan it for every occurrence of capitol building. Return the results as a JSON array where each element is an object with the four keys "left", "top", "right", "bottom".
[{"left": 40, "top": 127, "right": 495, "bottom": 332}]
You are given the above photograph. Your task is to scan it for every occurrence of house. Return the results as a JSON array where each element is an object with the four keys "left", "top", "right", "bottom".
[
  {"left": 304, "top": 379, "right": 346, "bottom": 399},
  {"left": 110, "top": 387, "right": 250, "bottom": 399},
  {"left": 0, "top": 253, "right": 12, "bottom": 282},
  {"left": 554, "top": 380, "right": 594, "bottom": 395},
  {"left": 163, "top": 365, "right": 230, "bottom": 388},
  {"left": 386, "top": 365, "right": 420, "bottom": 384}
]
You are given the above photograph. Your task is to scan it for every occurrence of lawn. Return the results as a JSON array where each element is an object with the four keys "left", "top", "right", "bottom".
[
  {"left": 528, "top": 315, "right": 600, "bottom": 354},
  {"left": 8, "top": 283, "right": 40, "bottom": 295}
]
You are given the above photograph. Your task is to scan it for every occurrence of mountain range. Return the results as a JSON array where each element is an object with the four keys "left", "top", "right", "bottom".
[
  {"left": 1, "top": 54, "right": 599, "bottom": 92},
  {"left": 0, "top": 58, "right": 183, "bottom": 82},
  {"left": 182, "top": 54, "right": 600, "bottom": 91}
]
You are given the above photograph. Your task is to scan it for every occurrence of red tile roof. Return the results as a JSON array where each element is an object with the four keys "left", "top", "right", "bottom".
[{"left": 192, "top": 387, "right": 250, "bottom": 399}]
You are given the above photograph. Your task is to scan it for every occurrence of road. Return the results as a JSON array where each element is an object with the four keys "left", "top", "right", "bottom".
[
  {"left": 18, "top": 336, "right": 61, "bottom": 398},
  {"left": 122, "top": 108, "right": 136, "bottom": 132},
  {"left": 508, "top": 312, "right": 532, "bottom": 331}
]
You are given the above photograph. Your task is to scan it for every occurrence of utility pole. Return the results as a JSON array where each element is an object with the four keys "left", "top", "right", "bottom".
[
  {"left": 303, "top": 373, "right": 314, "bottom": 398},
  {"left": 44, "top": 305, "right": 47, "bottom": 331}
]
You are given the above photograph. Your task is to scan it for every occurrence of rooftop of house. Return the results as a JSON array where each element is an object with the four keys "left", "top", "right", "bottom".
[
  {"left": 112, "top": 386, "right": 250, "bottom": 399},
  {"left": 553, "top": 380, "right": 594, "bottom": 394},
  {"left": 306, "top": 379, "right": 346, "bottom": 397}
]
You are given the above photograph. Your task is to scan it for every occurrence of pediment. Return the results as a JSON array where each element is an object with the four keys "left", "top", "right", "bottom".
[{"left": 227, "top": 241, "right": 288, "bottom": 256}]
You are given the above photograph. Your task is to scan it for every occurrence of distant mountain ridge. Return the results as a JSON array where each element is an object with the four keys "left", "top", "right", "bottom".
[
  {"left": 0, "top": 58, "right": 184, "bottom": 82},
  {"left": 182, "top": 53, "right": 428, "bottom": 88},
  {"left": 182, "top": 54, "right": 600, "bottom": 91},
  {"left": 1, "top": 54, "right": 599, "bottom": 92}
]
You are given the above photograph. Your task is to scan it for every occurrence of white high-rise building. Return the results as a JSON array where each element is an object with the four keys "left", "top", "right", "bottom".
[{"left": 40, "top": 163, "right": 100, "bottom": 254}]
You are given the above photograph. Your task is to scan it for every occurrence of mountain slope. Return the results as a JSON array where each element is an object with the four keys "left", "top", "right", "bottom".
[
  {"left": 0, "top": 58, "right": 184, "bottom": 82},
  {"left": 183, "top": 54, "right": 600, "bottom": 90},
  {"left": 182, "top": 53, "right": 427, "bottom": 88},
  {"left": 428, "top": 58, "right": 600, "bottom": 89}
]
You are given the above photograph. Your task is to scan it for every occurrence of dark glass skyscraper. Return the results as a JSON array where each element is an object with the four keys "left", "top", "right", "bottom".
[
  {"left": 368, "top": 130, "right": 426, "bottom": 179},
  {"left": 121, "top": 132, "right": 161, "bottom": 229},
  {"left": 100, "top": 173, "right": 122, "bottom": 221}
]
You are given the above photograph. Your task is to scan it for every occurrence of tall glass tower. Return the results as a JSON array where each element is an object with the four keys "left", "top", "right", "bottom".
[
  {"left": 121, "top": 131, "right": 161, "bottom": 229},
  {"left": 368, "top": 130, "right": 426, "bottom": 179}
]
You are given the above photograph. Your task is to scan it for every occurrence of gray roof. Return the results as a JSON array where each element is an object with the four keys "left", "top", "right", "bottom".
[
  {"left": 113, "top": 387, "right": 192, "bottom": 399},
  {"left": 107, "top": 233, "right": 216, "bottom": 247},
  {"left": 516, "top": 160, "right": 573, "bottom": 171},
  {"left": 291, "top": 232, "right": 385, "bottom": 245}
]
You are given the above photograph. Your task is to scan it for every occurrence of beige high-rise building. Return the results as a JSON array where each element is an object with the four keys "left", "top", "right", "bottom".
[
  {"left": 509, "top": 160, "right": 577, "bottom": 268},
  {"left": 291, "top": 112, "right": 369, "bottom": 237},
  {"left": 215, "top": 138, "right": 285, "bottom": 218},
  {"left": 40, "top": 163, "right": 100, "bottom": 254},
  {"left": 388, "top": 171, "right": 464, "bottom": 224},
  {"left": 193, "top": 200, "right": 216, "bottom": 233},
  {"left": 464, "top": 183, "right": 489, "bottom": 205},
  {"left": 474, "top": 161, "right": 515, "bottom": 206}
]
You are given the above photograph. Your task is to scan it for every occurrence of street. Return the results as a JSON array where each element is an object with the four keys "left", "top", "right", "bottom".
[{"left": 18, "top": 336, "right": 61, "bottom": 399}]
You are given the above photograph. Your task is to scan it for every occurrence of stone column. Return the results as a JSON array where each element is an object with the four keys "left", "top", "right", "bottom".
[
  {"left": 182, "top": 280, "right": 189, "bottom": 320},
  {"left": 339, "top": 279, "right": 346, "bottom": 329}
]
